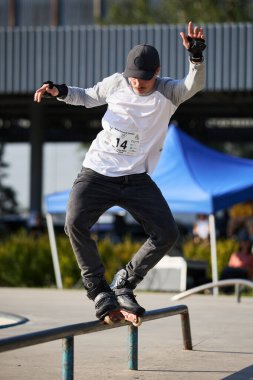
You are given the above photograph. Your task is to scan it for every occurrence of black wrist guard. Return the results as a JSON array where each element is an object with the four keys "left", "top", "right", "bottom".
[
  {"left": 43, "top": 81, "right": 68, "bottom": 99},
  {"left": 187, "top": 37, "right": 206, "bottom": 63}
]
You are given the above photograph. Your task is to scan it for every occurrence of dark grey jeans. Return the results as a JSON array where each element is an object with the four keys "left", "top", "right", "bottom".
[{"left": 65, "top": 167, "right": 179, "bottom": 281}]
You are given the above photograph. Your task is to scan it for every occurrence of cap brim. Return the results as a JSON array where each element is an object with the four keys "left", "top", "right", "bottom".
[{"left": 123, "top": 69, "right": 155, "bottom": 80}]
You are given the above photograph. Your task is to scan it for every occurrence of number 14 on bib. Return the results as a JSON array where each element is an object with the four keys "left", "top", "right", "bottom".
[{"left": 103, "top": 129, "right": 140, "bottom": 156}]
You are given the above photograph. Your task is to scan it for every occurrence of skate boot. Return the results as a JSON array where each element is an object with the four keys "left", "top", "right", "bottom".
[
  {"left": 83, "top": 276, "right": 121, "bottom": 324},
  {"left": 110, "top": 269, "right": 145, "bottom": 326}
]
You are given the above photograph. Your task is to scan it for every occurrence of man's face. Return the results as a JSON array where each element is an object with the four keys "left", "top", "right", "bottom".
[{"left": 128, "top": 68, "right": 160, "bottom": 95}]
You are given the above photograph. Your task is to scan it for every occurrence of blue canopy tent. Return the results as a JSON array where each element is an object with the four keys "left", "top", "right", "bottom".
[
  {"left": 45, "top": 190, "right": 71, "bottom": 214},
  {"left": 151, "top": 125, "right": 253, "bottom": 291},
  {"left": 45, "top": 124, "right": 253, "bottom": 289},
  {"left": 152, "top": 124, "right": 253, "bottom": 213}
]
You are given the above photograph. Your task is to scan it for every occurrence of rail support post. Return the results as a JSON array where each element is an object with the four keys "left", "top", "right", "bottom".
[
  {"left": 180, "top": 310, "right": 192, "bottom": 350},
  {"left": 62, "top": 336, "right": 74, "bottom": 380},
  {"left": 128, "top": 325, "right": 138, "bottom": 370}
]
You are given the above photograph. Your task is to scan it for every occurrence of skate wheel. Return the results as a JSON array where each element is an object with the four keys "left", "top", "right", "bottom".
[
  {"left": 103, "top": 310, "right": 124, "bottom": 325},
  {"left": 120, "top": 310, "right": 142, "bottom": 327},
  {"left": 132, "top": 316, "right": 142, "bottom": 327},
  {"left": 104, "top": 315, "right": 114, "bottom": 325}
]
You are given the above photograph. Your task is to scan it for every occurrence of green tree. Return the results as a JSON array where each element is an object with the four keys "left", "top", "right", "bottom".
[
  {"left": 0, "top": 144, "right": 18, "bottom": 214},
  {"left": 157, "top": 0, "right": 253, "bottom": 24},
  {"left": 101, "top": 0, "right": 157, "bottom": 24},
  {"left": 101, "top": 0, "right": 253, "bottom": 25}
]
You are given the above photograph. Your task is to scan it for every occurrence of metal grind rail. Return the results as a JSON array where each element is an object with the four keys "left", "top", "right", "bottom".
[
  {"left": 0, "top": 304, "right": 192, "bottom": 379},
  {"left": 171, "top": 279, "right": 253, "bottom": 303}
]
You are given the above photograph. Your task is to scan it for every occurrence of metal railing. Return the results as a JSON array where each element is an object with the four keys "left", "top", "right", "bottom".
[
  {"left": 0, "top": 305, "right": 192, "bottom": 379},
  {"left": 171, "top": 279, "right": 253, "bottom": 303}
]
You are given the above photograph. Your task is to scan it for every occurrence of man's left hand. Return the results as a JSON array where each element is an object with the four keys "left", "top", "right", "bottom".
[{"left": 180, "top": 21, "right": 206, "bottom": 63}]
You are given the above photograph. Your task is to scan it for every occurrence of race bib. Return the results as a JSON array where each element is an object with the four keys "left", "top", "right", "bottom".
[{"left": 103, "top": 128, "right": 140, "bottom": 156}]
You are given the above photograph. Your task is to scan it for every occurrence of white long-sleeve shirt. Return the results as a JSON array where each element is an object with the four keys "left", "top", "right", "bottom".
[{"left": 58, "top": 61, "right": 205, "bottom": 176}]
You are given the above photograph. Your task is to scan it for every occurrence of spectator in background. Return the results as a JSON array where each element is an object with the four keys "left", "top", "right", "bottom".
[
  {"left": 27, "top": 211, "right": 43, "bottom": 237},
  {"left": 246, "top": 217, "right": 253, "bottom": 243},
  {"left": 192, "top": 214, "right": 209, "bottom": 243},
  {"left": 226, "top": 201, "right": 253, "bottom": 238},
  {"left": 221, "top": 229, "right": 253, "bottom": 293},
  {"left": 228, "top": 232, "right": 253, "bottom": 278}
]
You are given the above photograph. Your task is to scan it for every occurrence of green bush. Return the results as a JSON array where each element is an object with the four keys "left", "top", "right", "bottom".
[
  {"left": 182, "top": 238, "right": 239, "bottom": 278},
  {"left": 56, "top": 234, "right": 80, "bottom": 288},
  {"left": 98, "top": 237, "right": 142, "bottom": 282},
  {"left": 0, "top": 231, "right": 142, "bottom": 288},
  {"left": 0, "top": 229, "right": 239, "bottom": 288},
  {"left": 57, "top": 234, "right": 142, "bottom": 286},
  {"left": 0, "top": 230, "right": 54, "bottom": 287}
]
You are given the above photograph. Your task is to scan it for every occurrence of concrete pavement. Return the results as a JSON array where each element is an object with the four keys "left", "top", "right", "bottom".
[{"left": 0, "top": 287, "right": 253, "bottom": 380}]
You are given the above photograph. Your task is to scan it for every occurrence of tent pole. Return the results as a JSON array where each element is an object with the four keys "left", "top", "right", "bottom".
[
  {"left": 209, "top": 214, "right": 218, "bottom": 295},
  {"left": 46, "top": 213, "right": 63, "bottom": 289}
]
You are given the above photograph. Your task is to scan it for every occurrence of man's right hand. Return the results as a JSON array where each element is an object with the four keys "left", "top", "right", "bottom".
[{"left": 34, "top": 81, "right": 59, "bottom": 103}]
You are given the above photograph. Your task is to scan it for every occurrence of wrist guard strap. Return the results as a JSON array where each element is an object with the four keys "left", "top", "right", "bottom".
[
  {"left": 43, "top": 81, "right": 68, "bottom": 98},
  {"left": 187, "top": 37, "right": 206, "bottom": 63}
]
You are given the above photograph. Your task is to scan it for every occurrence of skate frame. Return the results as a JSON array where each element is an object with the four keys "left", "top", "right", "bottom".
[{"left": 0, "top": 304, "right": 192, "bottom": 378}]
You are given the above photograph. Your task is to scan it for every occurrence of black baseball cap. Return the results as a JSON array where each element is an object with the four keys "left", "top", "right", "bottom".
[{"left": 124, "top": 44, "right": 160, "bottom": 80}]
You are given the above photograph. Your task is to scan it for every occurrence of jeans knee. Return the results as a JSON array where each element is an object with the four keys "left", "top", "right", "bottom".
[{"left": 65, "top": 211, "right": 88, "bottom": 236}]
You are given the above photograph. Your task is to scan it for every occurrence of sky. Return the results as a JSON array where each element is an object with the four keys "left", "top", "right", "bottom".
[{"left": 4, "top": 142, "right": 85, "bottom": 213}]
